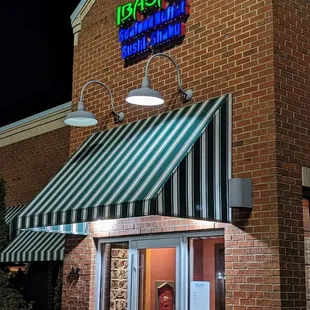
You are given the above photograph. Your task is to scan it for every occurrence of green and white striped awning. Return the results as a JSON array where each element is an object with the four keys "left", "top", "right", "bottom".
[
  {"left": 6, "top": 205, "right": 88, "bottom": 235},
  {"left": 28, "top": 222, "right": 88, "bottom": 235},
  {"left": 1, "top": 206, "right": 87, "bottom": 263},
  {"left": 5, "top": 204, "right": 24, "bottom": 224},
  {"left": 0, "top": 230, "right": 64, "bottom": 262},
  {"left": 16, "top": 95, "right": 231, "bottom": 229}
]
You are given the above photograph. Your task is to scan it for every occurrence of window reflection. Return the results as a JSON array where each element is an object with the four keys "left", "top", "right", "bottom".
[
  {"left": 190, "top": 237, "right": 225, "bottom": 310},
  {"left": 100, "top": 242, "right": 129, "bottom": 310},
  {"left": 138, "top": 248, "right": 176, "bottom": 310}
]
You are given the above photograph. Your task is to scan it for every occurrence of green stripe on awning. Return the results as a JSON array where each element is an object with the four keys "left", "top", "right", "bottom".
[
  {"left": 158, "top": 99, "right": 231, "bottom": 220},
  {"left": 16, "top": 95, "right": 231, "bottom": 229},
  {"left": 5, "top": 205, "right": 88, "bottom": 235},
  {"left": 0, "top": 230, "right": 64, "bottom": 262},
  {"left": 5, "top": 205, "right": 25, "bottom": 223}
]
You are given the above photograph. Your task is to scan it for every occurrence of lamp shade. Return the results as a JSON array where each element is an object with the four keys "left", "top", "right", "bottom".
[
  {"left": 126, "top": 87, "right": 164, "bottom": 106},
  {"left": 64, "top": 110, "right": 98, "bottom": 127}
]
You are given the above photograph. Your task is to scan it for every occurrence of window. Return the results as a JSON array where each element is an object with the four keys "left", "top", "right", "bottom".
[
  {"left": 99, "top": 242, "right": 129, "bottom": 310},
  {"left": 138, "top": 248, "right": 176, "bottom": 310},
  {"left": 98, "top": 233, "right": 225, "bottom": 310},
  {"left": 190, "top": 237, "right": 225, "bottom": 310},
  {"left": 303, "top": 198, "right": 310, "bottom": 233}
]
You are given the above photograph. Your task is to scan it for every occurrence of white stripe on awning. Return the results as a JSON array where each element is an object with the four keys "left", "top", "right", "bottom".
[
  {"left": 0, "top": 230, "right": 65, "bottom": 262},
  {"left": 5, "top": 205, "right": 25, "bottom": 223},
  {"left": 16, "top": 95, "right": 231, "bottom": 229}
]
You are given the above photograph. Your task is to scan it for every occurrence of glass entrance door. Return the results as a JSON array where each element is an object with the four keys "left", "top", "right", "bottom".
[
  {"left": 129, "top": 238, "right": 187, "bottom": 310},
  {"left": 97, "top": 233, "right": 225, "bottom": 310}
]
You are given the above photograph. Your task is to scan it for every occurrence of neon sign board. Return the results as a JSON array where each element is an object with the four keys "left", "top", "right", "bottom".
[{"left": 116, "top": 0, "right": 190, "bottom": 67}]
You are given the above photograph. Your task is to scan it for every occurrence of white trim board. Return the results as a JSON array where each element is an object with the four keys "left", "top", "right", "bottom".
[
  {"left": 303, "top": 167, "right": 310, "bottom": 188},
  {"left": 0, "top": 102, "right": 71, "bottom": 147},
  {"left": 70, "top": 0, "right": 97, "bottom": 46}
]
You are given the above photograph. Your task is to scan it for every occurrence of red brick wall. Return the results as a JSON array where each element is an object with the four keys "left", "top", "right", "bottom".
[
  {"left": 65, "top": 0, "right": 310, "bottom": 309},
  {"left": 0, "top": 127, "right": 70, "bottom": 206},
  {"left": 90, "top": 216, "right": 223, "bottom": 238},
  {"left": 303, "top": 199, "right": 310, "bottom": 308},
  {"left": 69, "top": 0, "right": 276, "bottom": 155},
  {"left": 273, "top": 1, "right": 310, "bottom": 308},
  {"left": 61, "top": 235, "right": 96, "bottom": 310}
]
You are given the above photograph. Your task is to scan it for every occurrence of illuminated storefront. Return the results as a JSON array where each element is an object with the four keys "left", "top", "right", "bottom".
[{"left": 2, "top": 0, "right": 310, "bottom": 309}]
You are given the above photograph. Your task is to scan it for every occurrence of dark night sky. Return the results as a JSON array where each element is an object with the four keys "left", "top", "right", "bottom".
[{"left": 0, "top": 0, "right": 80, "bottom": 127}]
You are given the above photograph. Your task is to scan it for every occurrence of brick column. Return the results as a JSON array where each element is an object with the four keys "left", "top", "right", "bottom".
[
  {"left": 272, "top": 0, "right": 309, "bottom": 308},
  {"left": 61, "top": 235, "right": 96, "bottom": 310},
  {"left": 303, "top": 199, "right": 310, "bottom": 308},
  {"left": 225, "top": 207, "right": 282, "bottom": 310}
]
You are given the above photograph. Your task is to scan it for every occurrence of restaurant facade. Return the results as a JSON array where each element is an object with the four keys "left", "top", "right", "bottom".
[
  {"left": 1, "top": 0, "right": 310, "bottom": 309},
  {"left": 0, "top": 103, "right": 72, "bottom": 309}
]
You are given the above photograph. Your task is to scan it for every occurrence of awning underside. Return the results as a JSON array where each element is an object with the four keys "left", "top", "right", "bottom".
[
  {"left": 6, "top": 205, "right": 88, "bottom": 235},
  {"left": 28, "top": 222, "right": 88, "bottom": 235},
  {"left": 1, "top": 206, "right": 87, "bottom": 263},
  {"left": 16, "top": 95, "right": 231, "bottom": 229},
  {"left": 0, "top": 230, "right": 64, "bottom": 263}
]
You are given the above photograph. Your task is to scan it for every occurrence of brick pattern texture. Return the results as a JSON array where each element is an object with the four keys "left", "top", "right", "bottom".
[
  {"left": 303, "top": 199, "right": 310, "bottom": 309},
  {"left": 302, "top": 199, "right": 310, "bottom": 309},
  {"left": 62, "top": 235, "right": 97, "bottom": 310},
  {"left": 109, "top": 247, "right": 128, "bottom": 310},
  {"left": 64, "top": 0, "right": 310, "bottom": 309},
  {"left": 90, "top": 216, "right": 226, "bottom": 238},
  {"left": 0, "top": 127, "right": 70, "bottom": 206},
  {"left": 273, "top": 1, "right": 309, "bottom": 309}
]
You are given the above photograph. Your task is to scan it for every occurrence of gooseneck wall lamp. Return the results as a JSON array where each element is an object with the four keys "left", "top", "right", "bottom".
[
  {"left": 65, "top": 80, "right": 125, "bottom": 127},
  {"left": 126, "top": 53, "right": 193, "bottom": 106}
]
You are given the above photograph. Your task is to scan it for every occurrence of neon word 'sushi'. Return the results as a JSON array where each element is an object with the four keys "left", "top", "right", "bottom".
[{"left": 116, "top": 0, "right": 190, "bottom": 66}]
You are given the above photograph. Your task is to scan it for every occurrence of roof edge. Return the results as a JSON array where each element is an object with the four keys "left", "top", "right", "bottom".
[
  {"left": 70, "top": 0, "right": 97, "bottom": 46},
  {"left": 0, "top": 102, "right": 72, "bottom": 147},
  {"left": 0, "top": 102, "right": 72, "bottom": 134},
  {"left": 70, "top": 0, "right": 88, "bottom": 23}
]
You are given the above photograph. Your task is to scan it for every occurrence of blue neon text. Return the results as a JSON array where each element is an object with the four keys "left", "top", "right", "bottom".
[
  {"left": 121, "top": 22, "right": 184, "bottom": 59},
  {"left": 119, "top": 0, "right": 188, "bottom": 44}
]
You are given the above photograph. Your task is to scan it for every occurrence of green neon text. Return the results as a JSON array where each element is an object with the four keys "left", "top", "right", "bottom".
[{"left": 116, "top": 0, "right": 164, "bottom": 26}]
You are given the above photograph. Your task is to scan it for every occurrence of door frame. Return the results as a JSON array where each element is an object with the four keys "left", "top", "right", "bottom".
[
  {"left": 95, "top": 230, "right": 224, "bottom": 310},
  {"left": 130, "top": 237, "right": 185, "bottom": 310}
]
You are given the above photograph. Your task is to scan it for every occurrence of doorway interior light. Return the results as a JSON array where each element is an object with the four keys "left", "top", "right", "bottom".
[
  {"left": 65, "top": 80, "right": 125, "bottom": 127},
  {"left": 126, "top": 53, "right": 193, "bottom": 106}
]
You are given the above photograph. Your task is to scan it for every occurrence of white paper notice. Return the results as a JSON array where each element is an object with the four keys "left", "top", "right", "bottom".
[{"left": 190, "top": 281, "right": 210, "bottom": 310}]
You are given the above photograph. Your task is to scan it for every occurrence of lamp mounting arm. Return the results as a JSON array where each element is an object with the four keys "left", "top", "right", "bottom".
[
  {"left": 144, "top": 53, "right": 192, "bottom": 102},
  {"left": 79, "top": 80, "right": 124, "bottom": 122}
]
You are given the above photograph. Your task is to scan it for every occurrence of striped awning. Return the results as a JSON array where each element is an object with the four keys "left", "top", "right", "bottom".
[
  {"left": 1, "top": 206, "right": 87, "bottom": 263},
  {"left": 5, "top": 204, "right": 24, "bottom": 224},
  {"left": 28, "top": 222, "right": 88, "bottom": 235},
  {"left": 5, "top": 205, "right": 88, "bottom": 235},
  {"left": 16, "top": 95, "right": 231, "bottom": 229},
  {"left": 0, "top": 230, "right": 64, "bottom": 262}
]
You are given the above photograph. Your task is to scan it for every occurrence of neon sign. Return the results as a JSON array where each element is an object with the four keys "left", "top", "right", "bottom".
[
  {"left": 117, "top": 0, "right": 164, "bottom": 26},
  {"left": 116, "top": 0, "right": 190, "bottom": 67}
]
